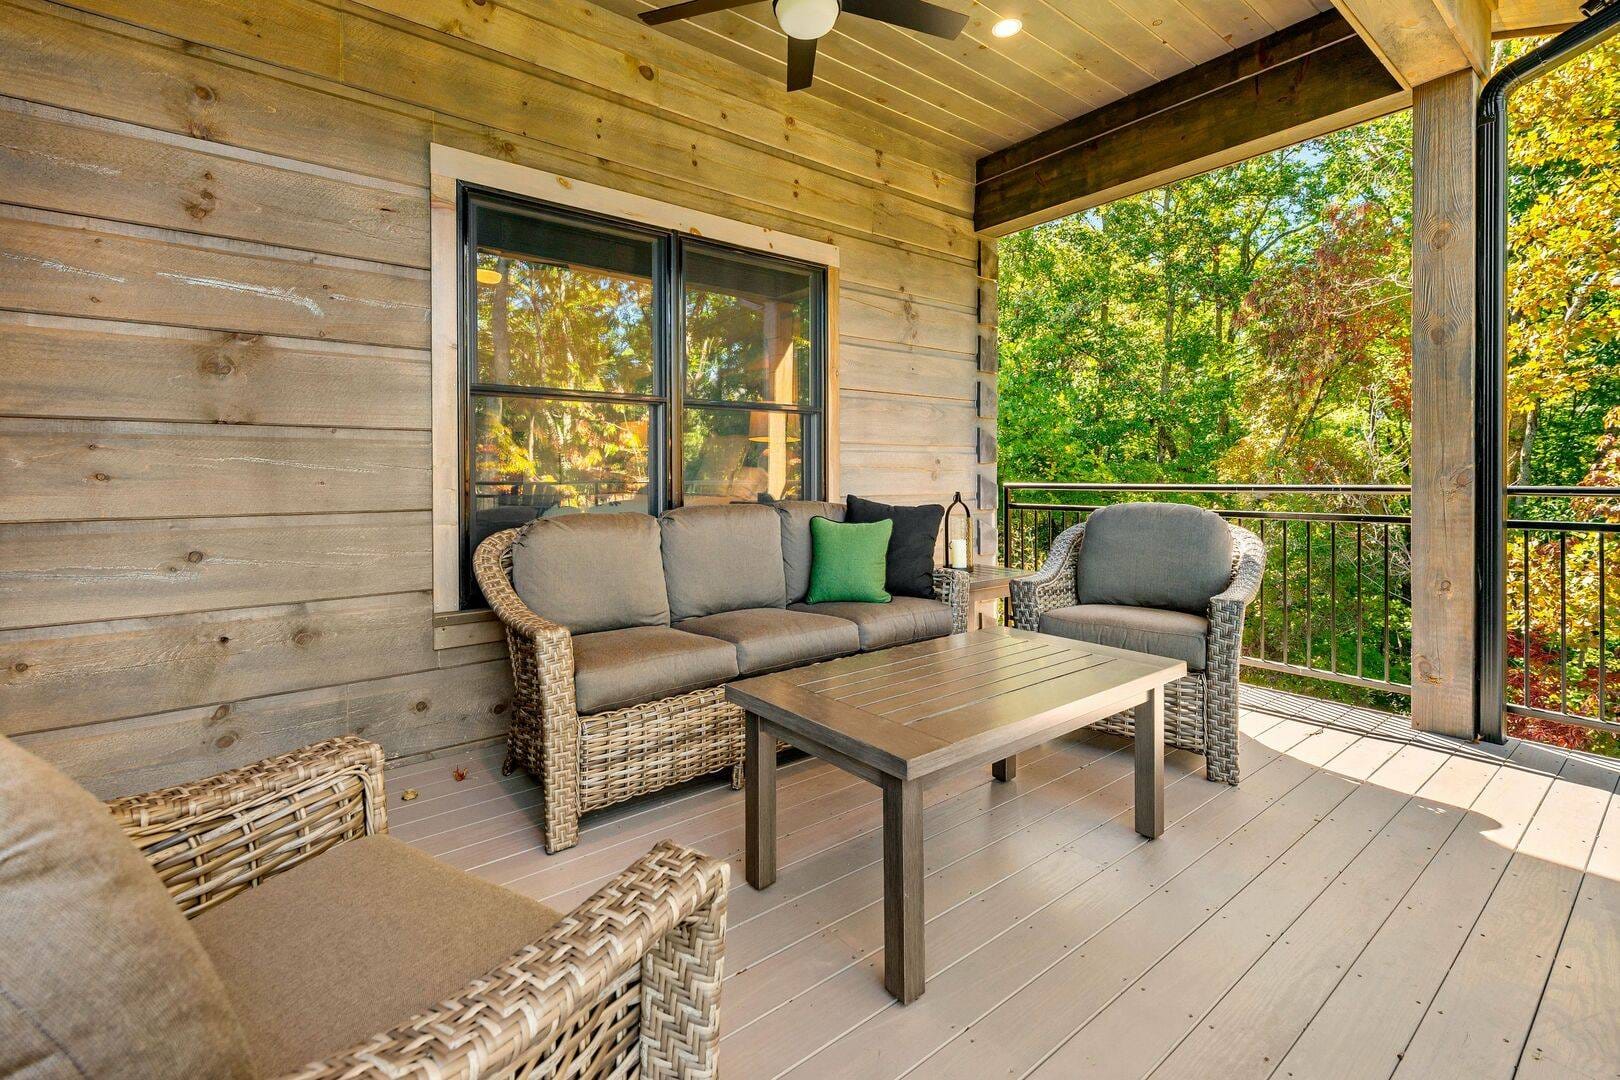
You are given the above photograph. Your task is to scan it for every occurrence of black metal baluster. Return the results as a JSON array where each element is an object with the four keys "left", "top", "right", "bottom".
[
  {"left": 1329, "top": 523, "right": 1338, "bottom": 674},
  {"left": 1559, "top": 531, "right": 1568, "bottom": 714},
  {"left": 1305, "top": 521, "right": 1314, "bottom": 670},
  {"left": 1281, "top": 520, "right": 1290, "bottom": 665},
  {"left": 1600, "top": 533, "right": 1607, "bottom": 725},
  {"left": 1257, "top": 518, "right": 1267, "bottom": 661},
  {"left": 1382, "top": 523, "right": 1391, "bottom": 683},
  {"left": 1523, "top": 528, "right": 1532, "bottom": 704},
  {"left": 1355, "top": 522, "right": 1365, "bottom": 677}
]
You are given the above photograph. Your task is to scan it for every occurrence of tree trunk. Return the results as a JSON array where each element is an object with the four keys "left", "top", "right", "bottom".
[
  {"left": 1515, "top": 401, "right": 1540, "bottom": 485},
  {"left": 489, "top": 257, "right": 513, "bottom": 385}
]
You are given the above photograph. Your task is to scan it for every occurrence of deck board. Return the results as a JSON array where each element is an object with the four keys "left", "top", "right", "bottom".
[{"left": 385, "top": 692, "right": 1620, "bottom": 1080}]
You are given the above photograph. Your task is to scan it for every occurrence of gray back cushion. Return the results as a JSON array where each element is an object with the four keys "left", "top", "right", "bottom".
[
  {"left": 0, "top": 736, "right": 255, "bottom": 1080},
  {"left": 773, "top": 500, "right": 846, "bottom": 603},
  {"left": 510, "top": 513, "right": 670, "bottom": 634},
  {"left": 661, "top": 504, "right": 788, "bottom": 620},
  {"left": 1075, "top": 502, "right": 1234, "bottom": 615}
]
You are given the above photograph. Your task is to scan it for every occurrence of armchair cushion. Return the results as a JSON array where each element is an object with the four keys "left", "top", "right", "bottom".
[
  {"left": 791, "top": 595, "right": 953, "bottom": 650},
  {"left": 1038, "top": 603, "right": 1208, "bottom": 671},
  {"left": 1075, "top": 502, "right": 1233, "bottom": 615},
  {"left": 511, "top": 512, "right": 670, "bottom": 634},
  {"left": 192, "top": 834, "right": 560, "bottom": 1076},
  {"left": 772, "top": 498, "right": 847, "bottom": 603},
  {"left": 677, "top": 607, "right": 859, "bottom": 674},
  {"left": 661, "top": 503, "right": 788, "bottom": 619},
  {"left": 571, "top": 625, "right": 740, "bottom": 714},
  {"left": 0, "top": 737, "right": 253, "bottom": 1080}
]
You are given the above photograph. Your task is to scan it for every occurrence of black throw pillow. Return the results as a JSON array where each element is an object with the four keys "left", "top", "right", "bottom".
[{"left": 845, "top": 494, "right": 945, "bottom": 598}]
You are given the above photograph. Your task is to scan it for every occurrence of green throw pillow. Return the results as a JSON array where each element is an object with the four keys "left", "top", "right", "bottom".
[{"left": 807, "top": 517, "right": 892, "bottom": 604}]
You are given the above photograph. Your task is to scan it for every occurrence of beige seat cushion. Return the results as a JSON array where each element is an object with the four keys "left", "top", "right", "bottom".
[
  {"left": 677, "top": 607, "right": 859, "bottom": 674},
  {"left": 192, "top": 835, "right": 560, "bottom": 1076},
  {"left": 790, "top": 596, "right": 952, "bottom": 651},
  {"left": 1038, "top": 604, "right": 1209, "bottom": 671},
  {"left": 0, "top": 737, "right": 253, "bottom": 1080},
  {"left": 572, "top": 624, "right": 741, "bottom": 713}
]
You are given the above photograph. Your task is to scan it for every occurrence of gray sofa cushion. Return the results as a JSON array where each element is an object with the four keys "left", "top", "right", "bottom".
[
  {"left": 1038, "top": 604, "right": 1208, "bottom": 671},
  {"left": 676, "top": 607, "right": 859, "bottom": 675},
  {"left": 1075, "top": 503, "right": 1233, "bottom": 616},
  {"left": 661, "top": 504, "right": 788, "bottom": 620},
  {"left": 510, "top": 513, "right": 670, "bottom": 635},
  {"left": 570, "top": 626, "right": 740, "bottom": 714},
  {"left": 790, "top": 596, "right": 952, "bottom": 651},
  {"left": 773, "top": 499, "right": 846, "bottom": 604}
]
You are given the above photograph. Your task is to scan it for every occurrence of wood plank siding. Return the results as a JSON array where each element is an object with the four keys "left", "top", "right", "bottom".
[{"left": 0, "top": 0, "right": 987, "bottom": 794}]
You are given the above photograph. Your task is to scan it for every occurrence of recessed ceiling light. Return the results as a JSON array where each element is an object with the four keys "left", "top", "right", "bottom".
[
  {"left": 991, "top": 17, "right": 1022, "bottom": 37},
  {"left": 476, "top": 267, "right": 503, "bottom": 285}
]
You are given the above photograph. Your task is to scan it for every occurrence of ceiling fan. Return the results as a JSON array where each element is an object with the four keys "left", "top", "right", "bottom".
[{"left": 638, "top": 0, "right": 970, "bottom": 91}]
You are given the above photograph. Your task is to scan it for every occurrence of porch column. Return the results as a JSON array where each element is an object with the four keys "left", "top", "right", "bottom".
[{"left": 1410, "top": 68, "right": 1480, "bottom": 740}]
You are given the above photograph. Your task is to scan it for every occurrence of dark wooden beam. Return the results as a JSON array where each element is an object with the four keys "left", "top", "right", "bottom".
[{"left": 974, "top": 11, "right": 1407, "bottom": 235}]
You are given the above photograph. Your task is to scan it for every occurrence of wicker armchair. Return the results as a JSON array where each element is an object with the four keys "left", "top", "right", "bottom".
[
  {"left": 109, "top": 737, "right": 728, "bottom": 1079},
  {"left": 475, "top": 526, "right": 971, "bottom": 854},
  {"left": 1010, "top": 520, "right": 1265, "bottom": 784}
]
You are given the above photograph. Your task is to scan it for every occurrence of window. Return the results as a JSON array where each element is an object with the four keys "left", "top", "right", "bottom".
[{"left": 459, "top": 187, "right": 827, "bottom": 606}]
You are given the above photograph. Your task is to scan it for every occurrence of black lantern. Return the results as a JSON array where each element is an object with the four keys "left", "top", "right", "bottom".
[{"left": 945, "top": 491, "right": 973, "bottom": 570}]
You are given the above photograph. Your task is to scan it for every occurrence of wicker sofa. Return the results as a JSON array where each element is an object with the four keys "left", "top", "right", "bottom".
[
  {"left": 476, "top": 500, "right": 971, "bottom": 853},
  {"left": 1009, "top": 503, "right": 1265, "bottom": 784},
  {"left": 0, "top": 734, "right": 727, "bottom": 1080}
]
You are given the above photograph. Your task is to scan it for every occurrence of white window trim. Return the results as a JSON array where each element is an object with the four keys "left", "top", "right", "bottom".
[{"left": 429, "top": 145, "right": 841, "bottom": 622}]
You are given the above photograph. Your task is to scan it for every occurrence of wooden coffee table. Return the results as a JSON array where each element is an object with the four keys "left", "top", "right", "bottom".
[{"left": 726, "top": 626, "right": 1186, "bottom": 1003}]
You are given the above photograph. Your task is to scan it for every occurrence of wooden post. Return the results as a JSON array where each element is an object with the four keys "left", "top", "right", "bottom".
[{"left": 1410, "top": 69, "right": 1480, "bottom": 741}]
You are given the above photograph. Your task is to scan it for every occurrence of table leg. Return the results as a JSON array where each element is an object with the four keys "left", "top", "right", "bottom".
[
  {"left": 882, "top": 775, "right": 925, "bottom": 1003},
  {"left": 1135, "top": 687, "right": 1165, "bottom": 839},
  {"left": 745, "top": 713, "right": 776, "bottom": 889},
  {"left": 992, "top": 753, "right": 1017, "bottom": 782}
]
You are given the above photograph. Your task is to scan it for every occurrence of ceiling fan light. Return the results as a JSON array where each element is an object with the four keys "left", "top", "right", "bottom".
[
  {"left": 774, "top": 0, "right": 839, "bottom": 40},
  {"left": 991, "top": 16, "right": 1022, "bottom": 36}
]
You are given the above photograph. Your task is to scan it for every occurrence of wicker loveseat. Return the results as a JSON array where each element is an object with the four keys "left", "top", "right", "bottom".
[
  {"left": 476, "top": 500, "right": 971, "bottom": 853},
  {"left": 0, "top": 734, "right": 726, "bottom": 1080},
  {"left": 1009, "top": 503, "right": 1265, "bottom": 784}
]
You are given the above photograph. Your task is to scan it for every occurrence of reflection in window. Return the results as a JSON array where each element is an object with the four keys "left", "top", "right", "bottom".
[
  {"left": 475, "top": 252, "right": 654, "bottom": 394},
  {"left": 682, "top": 408, "right": 803, "bottom": 504},
  {"left": 469, "top": 396, "right": 652, "bottom": 550},
  {"left": 685, "top": 249, "right": 813, "bottom": 406},
  {"left": 460, "top": 189, "right": 825, "bottom": 607}
]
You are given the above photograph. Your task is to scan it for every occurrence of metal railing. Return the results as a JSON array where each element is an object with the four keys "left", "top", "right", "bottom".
[
  {"left": 1000, "top": 482, "right": 1620, "bottom": 738},
  {"left": 1000, "top": 483, "right": 1414, "bottom": 697},
  {"left": 1504, "top": 487, "right": 1620, "bottom": 737}
]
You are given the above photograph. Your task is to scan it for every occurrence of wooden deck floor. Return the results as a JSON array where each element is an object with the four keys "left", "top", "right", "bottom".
[{"left": 386, "top": 688, "right": 1620, "bottom": 1080}]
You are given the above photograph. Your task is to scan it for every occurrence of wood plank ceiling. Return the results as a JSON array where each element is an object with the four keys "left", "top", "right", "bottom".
[{"left": 598, "top": 0, "right": 1336, "bottom": 161}]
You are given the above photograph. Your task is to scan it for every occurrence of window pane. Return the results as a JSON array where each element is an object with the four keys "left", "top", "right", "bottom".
[
  {"left": 473, "top": 204, "right": 656, "bottom": 395},
  {"left": 682, "top": 407, "right": 803, "bottom": 504},
  {"left": 470, "top": 395, "right": 653, "bottom": 548},
  {"left": 685, "top": 247, "right": 814, "bottom": 406}
]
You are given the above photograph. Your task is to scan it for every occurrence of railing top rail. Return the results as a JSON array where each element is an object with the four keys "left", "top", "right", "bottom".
[
  {"left": 1000, "top": 482, "right": 1410, "bottom": 495},
  {"left": 1507, "top": 485, "right": 1620, "bottom": 496}
]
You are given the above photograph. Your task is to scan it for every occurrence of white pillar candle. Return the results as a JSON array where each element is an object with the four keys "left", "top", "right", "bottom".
[{"left": 949, "top": 537, "right": 968, "bottom": 569}]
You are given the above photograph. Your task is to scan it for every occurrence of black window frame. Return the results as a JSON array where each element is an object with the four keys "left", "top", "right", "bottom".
[{"left": 457, "top": 183, "right": 828, "bottom": 608}]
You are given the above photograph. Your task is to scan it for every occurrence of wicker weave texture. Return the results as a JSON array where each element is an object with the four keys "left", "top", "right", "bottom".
[
  {"left": 285, "top": 839, "right": 728, "bottom": 1080},
  {"left": 476, "top": 526, "right": 971, "bottom": 853},
  {"left": 108, "top": 736, "right": 385, "bottom": 917},
  {"left": 1007, "top": 521, "right": 1265, "bottom": 784}
]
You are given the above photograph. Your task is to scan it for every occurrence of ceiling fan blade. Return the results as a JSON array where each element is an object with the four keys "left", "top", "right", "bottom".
[
  {"left": 841, "top": 0, "right": 968, "bottom": 38},
  {"left": 786, "top": 35, "right": 817, "bottom": 91},
  {"left": 639, "top": 0, "right": 756, "bottom": 26}
]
